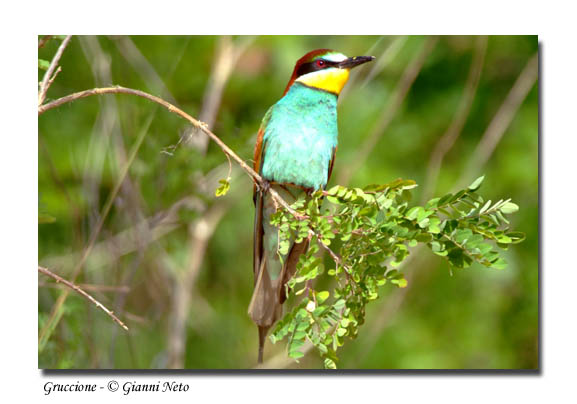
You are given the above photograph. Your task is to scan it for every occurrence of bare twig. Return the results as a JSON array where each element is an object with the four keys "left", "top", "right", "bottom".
[
  {"left": 421, "top": 36, "right": 488, "bottom": 202},
  {"left": 38, "top": 35, "right": 72, "bottom": 105},
  {"left": 45, "top": 66, "right": 62, "bottom": 91},
  {"left": 457, "top": 51, "right": 539, "bottom": 187},
  {"left": 338, "top": 36, "right": 438, "bottom": 185},
  {"left": 38, "top": 266, "right": 128, "bottom": 331}
]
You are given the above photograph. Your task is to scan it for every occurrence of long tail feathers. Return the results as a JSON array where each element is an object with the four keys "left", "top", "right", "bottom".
[
  {"left": 250, "top": 185, "right": 308, "bottom": 364},
  {"left": 257, "top": 326, "right": 269, "bottom": 364}
]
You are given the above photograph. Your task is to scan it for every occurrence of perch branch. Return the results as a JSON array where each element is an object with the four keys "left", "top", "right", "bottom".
[
  {"left": 38, "top": 84, "right": 345, "bottom": 356},
  {"left": 39, "top": 86, "right": 300, "bottom": 218}
]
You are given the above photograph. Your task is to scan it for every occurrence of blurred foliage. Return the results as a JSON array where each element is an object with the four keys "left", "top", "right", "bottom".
[{"left": 38, "top": 35, "right": 538, "bottom": 369}]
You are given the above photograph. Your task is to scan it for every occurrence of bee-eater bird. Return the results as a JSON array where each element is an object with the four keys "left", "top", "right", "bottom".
[{"left": 249, "top": 49, "right": 374, "bottom": 363}]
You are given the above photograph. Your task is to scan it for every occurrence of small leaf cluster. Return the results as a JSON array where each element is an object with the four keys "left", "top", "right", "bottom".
[
  {"left": 269, "top": 176, "right": 524, "bottom": 368},
  {"left": 215, "top": 178, "right": 231, "bottom": 197}
]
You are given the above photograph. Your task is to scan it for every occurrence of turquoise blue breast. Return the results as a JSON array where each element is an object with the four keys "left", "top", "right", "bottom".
[{"left": 260, "top": 83, "right": 338, "bottom": 190}]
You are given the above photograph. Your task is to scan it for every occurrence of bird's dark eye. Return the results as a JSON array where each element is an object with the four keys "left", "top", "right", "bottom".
[{"left": 316, "top": 59, "right": 325, "bottom": 68}]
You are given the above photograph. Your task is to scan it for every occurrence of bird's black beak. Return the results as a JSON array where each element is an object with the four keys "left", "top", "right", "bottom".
[{"left": 338, "top": 55, "right": 375, "bottom": 69}]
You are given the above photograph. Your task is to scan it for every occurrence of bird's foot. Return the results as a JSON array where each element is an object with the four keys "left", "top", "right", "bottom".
[{"left": 259, "top": 178, "right": 271, "bottom": 195}]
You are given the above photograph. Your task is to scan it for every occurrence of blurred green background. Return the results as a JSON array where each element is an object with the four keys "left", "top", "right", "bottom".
[{"left": 38, "top": 35, "right": 538, "bottom": 369}]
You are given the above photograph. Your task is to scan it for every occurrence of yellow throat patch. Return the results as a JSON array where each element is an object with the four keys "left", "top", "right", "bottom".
[{"left": 296, "top": 68, "right": 350, "bottom": 95}]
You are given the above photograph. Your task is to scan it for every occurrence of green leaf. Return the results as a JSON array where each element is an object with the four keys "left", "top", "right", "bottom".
[
  {"left": 279, "top": 239, "right": 290, "bottom": 255},
  {"left": 427, "top": 217, "right": 441, "bottom": 234},
  {"left": 479, "top": 200, "right": 492, "bottom": 215},
  {"left": 333, "top": 299, "right": 346, "bottom": 311},
  {"left": 500, "top": 202, "right": 519, "bottom": 214},
  {"left": 215, "top": 178, "right": 230, "bottom": 197},
  {"left": 316, "top": 291, "right": 329, "bottom": 304},
  {"left": 289, "top": 350, "right": 304, "bottom": 359},
  {"left": 391, "top": 277, "right": 408, "bottom": 288},
  {"left": 506, "top": 231, "right": 526, "bottom": 244},
  {"left": 454, "top": 228, "right": 473, "bottom": 244},
  {"left": 406, "top": 206, "right": 423, "bottom": 220},
  {"left": 38, "top": 59, "right": 50, "bottom": 71},
  {"left": 490, "top": 257, "right": 508, "bottom": 270},
  {"left": 468, "top": 175, "right": 485, "bottom": 191},
  {"left": 324, "top": 358, "right": 337, "bottom": 369},
  {"left": 425, "top": 197, "right": 440, "bottom": 209},
  {"left": 363, "top": 183, "right": 387, "bottom": 193},
  {"left": 437, "top": 193, "right": 454, "bottom": 207},
  {"left": 495, "top": 233, "right": 513, "bottom": 244},
  {"left": 326, "top": 185, "right": 341, "bottom": 195},
  {"left": 417, "top": 209, "right": 434, "bottom": 222}
]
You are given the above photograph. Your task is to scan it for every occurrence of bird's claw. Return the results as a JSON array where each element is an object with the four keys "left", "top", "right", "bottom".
[{"left": 259, "top": 179, "right": 271, "bottom": 194}]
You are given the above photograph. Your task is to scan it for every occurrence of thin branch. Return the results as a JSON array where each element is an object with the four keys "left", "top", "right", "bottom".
[
  {"left": 38, "top": 266, "right": 128, "bottom": 331},
  {"left": 46, "top": 65, "right": 62, "bottom": 89},
  {"left": 38, "top": 35, "right": 72, "bottom": 105}
]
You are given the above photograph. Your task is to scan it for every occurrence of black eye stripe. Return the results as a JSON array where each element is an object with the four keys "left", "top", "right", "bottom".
[{"left": 296, "top": 59, "right": 338, "bottom": 77}]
